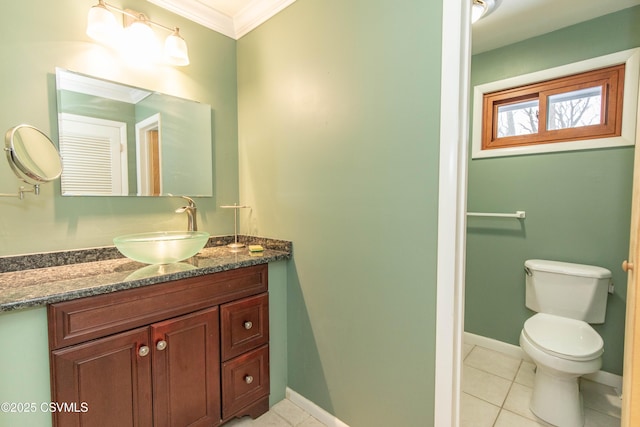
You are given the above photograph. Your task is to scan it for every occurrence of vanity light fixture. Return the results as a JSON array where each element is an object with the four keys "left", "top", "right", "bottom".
[
  {"left": 86, "top": 0, "right": 190, "bottom": 66},
  {"left": 471, "top": 0, "right": 497, "bottom": 24}
]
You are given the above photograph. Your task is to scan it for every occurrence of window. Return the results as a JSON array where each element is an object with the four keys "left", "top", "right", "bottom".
[
  {"left": 483, "top": 65, "right": 624, "bottom": 150},
  {"left": 471, "top": 49, "right": 639, "bottom": 159}
]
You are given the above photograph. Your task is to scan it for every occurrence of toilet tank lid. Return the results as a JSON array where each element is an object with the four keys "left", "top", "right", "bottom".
[{"left": 525, "top": 259, "right": 611, "bottom": 279}]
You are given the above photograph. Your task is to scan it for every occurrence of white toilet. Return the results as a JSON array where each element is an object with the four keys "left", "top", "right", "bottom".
[{"left": 519, "top": 259, "right": 611, "bottom": 427}]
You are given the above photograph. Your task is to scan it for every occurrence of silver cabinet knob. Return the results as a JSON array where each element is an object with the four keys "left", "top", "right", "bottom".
[
  {"left": 244, "top": 375, "right": 254, "bottom": 384},
  {"left": 243, "top": 321, "right": 253, "bottom": 330},
  {"left": 156, "top": 340, "right": 167, "bottom": 351},
  {"left": 138, "top": 346, "right": 150, "bottom": 357}
]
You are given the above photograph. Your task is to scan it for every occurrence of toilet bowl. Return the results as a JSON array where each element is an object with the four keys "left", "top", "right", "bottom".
[
  {"left": 520, "top": 313, "right": 604, "bottom": 427},
  {"left": 520, "top": 259, "right": 611, "bottom": 427}
]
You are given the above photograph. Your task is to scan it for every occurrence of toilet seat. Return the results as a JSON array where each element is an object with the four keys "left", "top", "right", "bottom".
[{"left": 523, "top": 313, "right": 604, "bottom": 361}]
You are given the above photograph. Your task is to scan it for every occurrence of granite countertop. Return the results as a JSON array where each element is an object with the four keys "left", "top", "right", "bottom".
[{"left": 0, "top": 236, "right": 291, "bottom": 312}]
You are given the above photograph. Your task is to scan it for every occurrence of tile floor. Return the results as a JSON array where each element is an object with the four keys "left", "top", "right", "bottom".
[
  {"left": 462, "top": 343, "right": 622, "bottom": 427},
  {"left": 225, "top": 399, "right": 328, "bottom": 427},
  {"left": 225, "top": 343, "right": 622, "bottom": 427}
]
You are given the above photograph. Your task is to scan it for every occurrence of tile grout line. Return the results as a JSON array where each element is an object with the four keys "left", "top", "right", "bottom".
[
  {"left": 492, "top": 359, "right": 521, "bottom": 427},
  {"left": 464, "top": 343, "right": 622, "bottom": 427}
]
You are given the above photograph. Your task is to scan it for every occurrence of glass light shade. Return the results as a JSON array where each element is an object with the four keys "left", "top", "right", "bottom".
[
  {"left": 471, "top": 0, "right": 487, "bottom": 23},
  {"left": 164, "top": 30, "right": 190, "bottom": 66},
  {"left": 86, "top": 3, "right": 121, "bottom": 45},
  {"left": 122, "top": 20, "right": 161, "bottom": 64}
]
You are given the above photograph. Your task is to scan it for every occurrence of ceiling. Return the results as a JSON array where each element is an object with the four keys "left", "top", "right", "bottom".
[
  {"left": 147, "top": 0, "right": 640, "bottom": 46},
  {"left": 472, "top": 0, "right": 640, "bottom": 53}
]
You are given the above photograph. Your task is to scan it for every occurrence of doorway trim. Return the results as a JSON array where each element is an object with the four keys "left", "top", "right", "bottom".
[
  {"left": 434, "top": 0, "right": 471, "bottom": 426},
  {"left": 136, "top": 113, "right": 163, "bottom": 196}
]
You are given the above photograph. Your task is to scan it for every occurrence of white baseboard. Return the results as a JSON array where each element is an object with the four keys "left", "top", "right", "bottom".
[
  {"left": 464, "top": 331, "right": 531, "bottom": 361},
  {"left": 464, "top": 331, "right": 623, "bottom": 391},
  {"left": 286, "top": 387, "right": 350, "bottom": 427},
  {"left": 583, "top": 370, "right": 624, "bottom": 393}
]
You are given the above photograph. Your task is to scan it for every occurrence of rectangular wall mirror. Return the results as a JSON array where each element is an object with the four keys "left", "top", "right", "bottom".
[{"left": 55, "top": 68, "right": 213, "bottom": 197}]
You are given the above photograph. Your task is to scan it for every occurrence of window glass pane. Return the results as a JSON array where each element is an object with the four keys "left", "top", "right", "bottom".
[
  {"left": 497, "top": 100, "right": 539, "bottom": 137},
  {"left": 547, "top": 86, "right": 602, "bottom": 130}
]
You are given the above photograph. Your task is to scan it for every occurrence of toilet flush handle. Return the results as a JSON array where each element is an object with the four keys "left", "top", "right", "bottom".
[{"left": 622, "top": 260, "right": 634, "bottom": 272}]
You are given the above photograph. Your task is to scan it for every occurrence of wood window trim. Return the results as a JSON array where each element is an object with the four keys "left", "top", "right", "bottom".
[{"left": 481, "top": 64, "right": 625, "bottom": 151}]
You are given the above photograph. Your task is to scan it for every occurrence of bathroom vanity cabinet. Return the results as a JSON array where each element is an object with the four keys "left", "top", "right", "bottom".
[{"left": 47, "top": 264, "right": 270, "bottom": 427}]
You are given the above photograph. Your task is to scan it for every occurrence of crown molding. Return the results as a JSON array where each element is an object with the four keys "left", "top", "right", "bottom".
[
  {"left": 147, "top": 0, "right": 236, "bottom": 38},
  {"left": 234, "top": 0, "right": 297, "bottom": 38},
  {"left": 57, "top": 68, "right": 151, "bottom": 104},
  {"left": 146, "top": 0, "right": 297, "bottom": 40}
]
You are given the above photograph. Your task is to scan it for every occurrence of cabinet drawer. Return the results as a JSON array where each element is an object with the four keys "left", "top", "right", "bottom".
[
  {"left": 48, "top": 264, "right": 268, "bottom": 350},
  {"left": 221, "top": 293, "right": 269, "bottom": 361},
  {"left": 222, "top": 345, "right": 269, "bottom": 418}
]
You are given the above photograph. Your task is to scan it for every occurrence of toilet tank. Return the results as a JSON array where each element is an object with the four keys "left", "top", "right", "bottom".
[{"left": 524, "top": 259, "right": 611, "bottom": 323}]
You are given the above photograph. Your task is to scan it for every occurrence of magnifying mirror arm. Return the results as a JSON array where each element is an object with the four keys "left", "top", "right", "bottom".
[{"left": 0, "top": 184, "right": 40, "bottom": 199}]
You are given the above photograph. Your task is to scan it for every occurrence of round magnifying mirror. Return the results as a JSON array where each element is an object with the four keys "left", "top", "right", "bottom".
[{"left": 5, "top": 124, "right": 62, "bottom": 185}]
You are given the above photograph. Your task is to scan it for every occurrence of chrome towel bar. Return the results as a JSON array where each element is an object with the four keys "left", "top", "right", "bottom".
[{"left": 467, "top": 211, "right": 526, "bottom": 219}]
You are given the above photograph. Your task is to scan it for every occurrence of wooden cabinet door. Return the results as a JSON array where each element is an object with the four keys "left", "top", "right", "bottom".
[
  {"left": 151, "top": 307, "right": 221, "bottom": 427},
  {"left": 51, "top": 327, "right": 153, "bottom": 427}
]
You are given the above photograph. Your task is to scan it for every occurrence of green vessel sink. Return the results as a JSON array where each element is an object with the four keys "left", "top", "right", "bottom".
[{"left": 114, "top": 231, "right": 210, "bottom": 264}]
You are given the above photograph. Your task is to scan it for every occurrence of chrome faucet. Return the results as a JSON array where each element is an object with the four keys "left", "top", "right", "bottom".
[{"left": 175, "top": 196, "right": 198, "bottom": 231}]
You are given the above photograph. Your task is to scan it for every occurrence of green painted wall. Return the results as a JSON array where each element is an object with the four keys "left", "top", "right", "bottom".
[
  {"left": 237, "top": 0, "right": 442, "bottom": 425},
  {"left": 0, "top": 0, "right": 238, "bottom": 256},
  {"left": 466, "top": 6, "right": 640, "bottom": 375},
  {"left": 0, "top": 308, "right": 50, "bottom": 427},
  {"left": 268, "top": 260, "right": 288, "bottom": 405}
]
